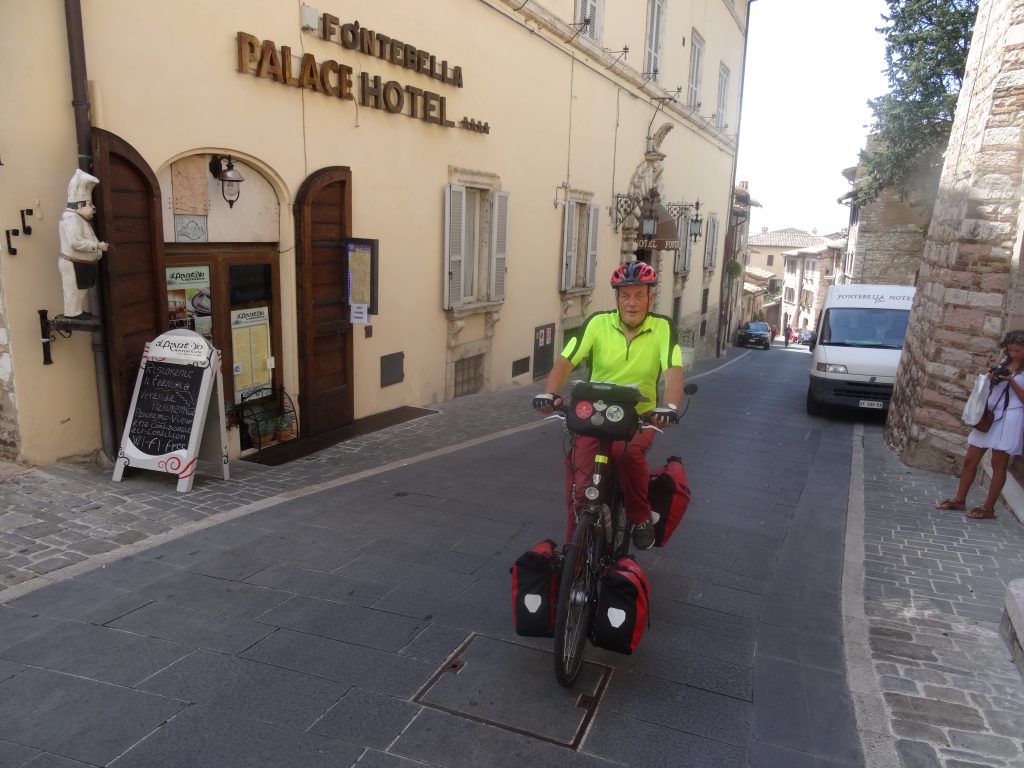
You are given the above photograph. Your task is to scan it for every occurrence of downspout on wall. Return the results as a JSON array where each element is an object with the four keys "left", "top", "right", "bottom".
[{"left": 65, "top": 0, "right": 116, "bottom": 461}]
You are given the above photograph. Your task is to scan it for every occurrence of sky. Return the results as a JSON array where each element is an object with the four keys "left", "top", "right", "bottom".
[{"left": 735, "top": 0, "right": 891, "bottom": 237}]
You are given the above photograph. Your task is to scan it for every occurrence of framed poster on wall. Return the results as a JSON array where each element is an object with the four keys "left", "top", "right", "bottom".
[{"left": 344, "top": 238, "right": 379, "bottom": 315}]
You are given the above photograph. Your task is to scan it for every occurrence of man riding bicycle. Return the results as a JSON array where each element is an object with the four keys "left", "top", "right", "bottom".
[{"left": 533, "top": 261, "right": 683, "bottom": 550}]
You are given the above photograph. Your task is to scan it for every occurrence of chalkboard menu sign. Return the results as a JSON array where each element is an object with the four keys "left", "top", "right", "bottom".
[
  {"left": 113, "top": 330, "right": 230, "bottom": 492},
  {"left": 128, "top": 362, "right": 206, "bottom": 456}
]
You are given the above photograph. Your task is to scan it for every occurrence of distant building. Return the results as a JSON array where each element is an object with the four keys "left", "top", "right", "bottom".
[
  {"left": 748, "top": 228, "right": 836, "bottom": 332},
  {"left": 837, "top": 137, "right": 928, "bottom": 286}
]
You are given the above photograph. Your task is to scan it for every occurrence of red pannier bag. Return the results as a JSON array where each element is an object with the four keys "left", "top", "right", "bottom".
[
  {"left": 648, "top": 456, "right": 691, "bottom": 547},
  {"left": 510, "top": 539, "right": 560, "bottom": 637},
  {"left": 591, "top": 555, "right": 650, "bottom": 654}
]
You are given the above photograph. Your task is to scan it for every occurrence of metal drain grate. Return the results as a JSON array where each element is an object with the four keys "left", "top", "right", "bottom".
[{"left": 414, "top": 634, "right": 611, "bottom": 749}]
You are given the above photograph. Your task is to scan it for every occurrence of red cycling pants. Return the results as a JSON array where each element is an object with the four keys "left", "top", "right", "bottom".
[{"left": 564, "top": 428, "right": 655, "bottom": 541}]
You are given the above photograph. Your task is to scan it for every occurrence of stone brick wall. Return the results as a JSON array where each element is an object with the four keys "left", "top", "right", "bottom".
[
  {"left": 850, "top": 185, "right": 928, "bottom": 285},
  {"left": 887, "top": 0, "right": 1024, "bottom": 472}
]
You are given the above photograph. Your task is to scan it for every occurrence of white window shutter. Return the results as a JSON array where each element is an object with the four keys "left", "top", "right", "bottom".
[
  {"left": 674, "top": 216, "right": 684, "bottom": 273},
  {"left": 489, "top": 191, "right": 510, "bottom": 301},
  {"left": 585, "top": 203, "right": 600, "bottom": 287},
  {"left": 704, "top": 218, "right": 713, "bottom": 268},
  {"left": 561, "top": 203, "right": 578, "bottom": 291},
  {"left": 443, "top": 184, "right": 466, "bottom": 309},
  {"left": 646, "top": 0, "right": 664, "bottom": 78}
]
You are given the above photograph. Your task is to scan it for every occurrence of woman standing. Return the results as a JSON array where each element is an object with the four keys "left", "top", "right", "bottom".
[{"left": 936, "top": 330, "right": 1024, "bottom": 519}]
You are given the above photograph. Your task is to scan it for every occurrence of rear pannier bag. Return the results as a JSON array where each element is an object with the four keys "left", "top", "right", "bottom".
[
  {"left": 648, "top": 456, "right": 691, "bottom": 547},
  {"left": 511, "top": 539, "right": 560, "bottom": 637},
  {"left": 591, "top": 555, "right": 650, "bottom": 654}
]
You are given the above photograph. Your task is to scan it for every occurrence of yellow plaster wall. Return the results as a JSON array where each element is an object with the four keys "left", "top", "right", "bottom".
[{"left": 4, "top": 0, "right": 747, "bottom": 463}]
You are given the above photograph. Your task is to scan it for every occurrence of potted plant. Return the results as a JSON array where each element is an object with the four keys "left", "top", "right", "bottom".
[{"left": 274, "top": 414, "right": 296, "bottom": 442}]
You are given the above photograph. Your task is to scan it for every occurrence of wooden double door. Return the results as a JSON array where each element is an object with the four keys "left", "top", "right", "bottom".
[{"left": 92, "top": 131, "right": 354, "bottom": 441}]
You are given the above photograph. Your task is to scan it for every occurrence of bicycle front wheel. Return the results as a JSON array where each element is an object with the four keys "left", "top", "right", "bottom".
[{"left": 553, "top": 510, "right": 600, "bottom": 686}]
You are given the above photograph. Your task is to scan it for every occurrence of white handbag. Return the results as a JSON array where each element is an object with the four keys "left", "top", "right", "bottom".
[{"left": 961, "top": 374, "right": 989, "bottom": 426}]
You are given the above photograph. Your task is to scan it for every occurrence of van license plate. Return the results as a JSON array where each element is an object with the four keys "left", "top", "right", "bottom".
[{"left": 859, "top": 400, "right": 884, "bottom": 409}]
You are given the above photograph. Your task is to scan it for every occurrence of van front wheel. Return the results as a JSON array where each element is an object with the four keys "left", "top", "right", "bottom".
[{"left": 806, "top": 384, "right": 823, "bottom": 416}]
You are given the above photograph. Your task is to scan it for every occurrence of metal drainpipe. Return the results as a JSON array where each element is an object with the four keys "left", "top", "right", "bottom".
[{"left": 65, "top": 0, "right": 117, "bottom": 461}]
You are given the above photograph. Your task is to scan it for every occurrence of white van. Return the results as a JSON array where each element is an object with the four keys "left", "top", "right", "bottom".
[{"left": 806, "top": 284, "right": 916, "bottom": 415}]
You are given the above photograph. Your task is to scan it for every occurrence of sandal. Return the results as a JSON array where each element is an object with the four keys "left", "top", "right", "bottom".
[
  {"left": 966, "top": 506, "right": 996, "bottom": 520},
  {"left": 935, "top": 498, "right": 966, "bottom": 511}
]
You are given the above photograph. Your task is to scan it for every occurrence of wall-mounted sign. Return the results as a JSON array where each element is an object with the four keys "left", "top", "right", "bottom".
[
  {"left": 113, "top": 330, "right": 229, "bottom": 492},
  {"left": 236, "top": 15, "right": 490, "bottom": 134},
  {"left": 345, "top": 237, "right": 378, "bottom": 315},
  {"left": 230, "top": 307, "right": 272, "bottom": 404},
  {"left": 166, "top": 266, "right": 213, "bottom": 342}
]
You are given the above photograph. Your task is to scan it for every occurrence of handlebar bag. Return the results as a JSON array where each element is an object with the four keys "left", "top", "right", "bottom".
[
  {"left": 591, "top": 555, "right": 650, "bottom": 654},
  {"left": 565, "top": 396, "right": 639, "bottom": 441},
  {"left": 511, "top": 539, "right": 560, "bottom": 637},
  {"left": 648, "top": 456, "right": 691, "bottom": 547}
]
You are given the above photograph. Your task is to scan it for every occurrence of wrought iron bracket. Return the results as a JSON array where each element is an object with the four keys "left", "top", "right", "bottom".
[{"left": 38, "top": 308, "right": 101, "bottom": 365}]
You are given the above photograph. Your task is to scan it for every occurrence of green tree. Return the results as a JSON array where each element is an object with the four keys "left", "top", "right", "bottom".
[{"left": 855, "top": 0, "right": 977, "bottom": 209}]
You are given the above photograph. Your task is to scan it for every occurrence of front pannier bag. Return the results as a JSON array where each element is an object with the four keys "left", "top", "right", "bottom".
[
  {"left": 591, "top": 555, "right": 650, "bottom": 654},
  {"left": 648, "top": 456, "right": 691, "bottom": 547},
  {"left": 511, "top": 539, "right": 560, "bottom": 637}
]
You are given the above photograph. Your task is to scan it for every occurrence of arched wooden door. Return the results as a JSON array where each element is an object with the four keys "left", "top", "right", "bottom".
[
  {"left": 294, "top": 167, "right": 354, "bottom": 436},
  {"left": 92, "top": 129, "right": 168, "bottom": 440}
]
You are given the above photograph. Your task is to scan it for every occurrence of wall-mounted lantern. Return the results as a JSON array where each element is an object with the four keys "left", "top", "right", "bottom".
[
  {"left": 614, "top": 188, "right": 702, "bottom": 244},
  {"left": 209, "top": 155, "right": 244, "bottom": 208}
]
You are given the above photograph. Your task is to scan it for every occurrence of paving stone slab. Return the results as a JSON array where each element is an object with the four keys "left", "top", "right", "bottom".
[
  {"left": 244, "top": 563, "right": 391, "bottom": 607},
  {"left": 581, "top": 708, "right": 747, "bottom": 768},
  {"left": 7, "top": 578, "right": 148, "bottom": 624},
  {"left": 257, "top": 594, "right": 427, "bottom": 652},
  {"left": 108, "top": 704, "right": 361, "bottom": 768},
  {"left": 0, "top": 606, "right": 65, "bottom": 655},
  {"left": 241, "top": 629, "right": 435, "bottom": 698},
  {"left": 137, "top": 570, "right": 289, "bottom": 619},
  {"left": 311, "top": 687, "right": 422, "bottom": 748},
  {"left": 0, "top": 738, "right": 38, "bottom": 768},
  {"left": 107, "top": 600, "right": 275, "bottom": 654},
  {"left": 139, "top": 648, "right": 347, "bottom": 730},
  {"left": 0, "top": 668, "right": 184, "bottom": 765},
  {"left": 0, "top": 620, "right": 192, "bottom": 687}
]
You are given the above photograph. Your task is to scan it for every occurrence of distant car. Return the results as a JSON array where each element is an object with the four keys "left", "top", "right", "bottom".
[
  {"left": 797, "top": 329, "right": 815, "bottom": 345},
  {"left": 737, "top": 321, "right": 772, "bottom": 350}
]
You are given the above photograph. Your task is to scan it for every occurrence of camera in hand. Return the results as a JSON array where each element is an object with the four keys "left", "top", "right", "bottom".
[{"left": 992, "top": 365, "right": 1012, "bottom": 380}]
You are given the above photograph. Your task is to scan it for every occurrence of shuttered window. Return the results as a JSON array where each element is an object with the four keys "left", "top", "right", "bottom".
[
  {"left": 704, "top": 216, "right": 719, "bottom": 269},
  {"left": 444, "top": 182, "right": 509, "bottom": 309},
  {"left": 688, "top": 31, "right": 704, "bottom": 108},
  {"left": 561, "top": 200, "right": 600, "bottom": 291},
  {"left": 645, "top": 0, "right": 665, "bottom": 79},
  {"left": 716, "top": 64, "right": 730, "bottom": 129},
  {"left": 575, "top": 0, "right": 602, "bottom": 43},
  {"left": 674, "top": 216, "right": 693, "bottom": 274}
]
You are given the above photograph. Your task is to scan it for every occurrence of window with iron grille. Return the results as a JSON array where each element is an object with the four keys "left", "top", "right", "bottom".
[{"left": 454, "top": 354, "right": 485, "bottom": 397}]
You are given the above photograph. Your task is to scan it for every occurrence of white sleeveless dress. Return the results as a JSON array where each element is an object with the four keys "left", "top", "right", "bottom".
[{"left": 968, "top": 375, "right": 1024, "bottom": 455}]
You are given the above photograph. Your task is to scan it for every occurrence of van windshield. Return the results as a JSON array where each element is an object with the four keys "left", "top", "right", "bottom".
[{"left": 818, "top": 308, "right": 910, "bottom": 349}]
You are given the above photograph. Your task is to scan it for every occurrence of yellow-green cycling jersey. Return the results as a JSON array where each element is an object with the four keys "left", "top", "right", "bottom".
[{"left": 561, "top": 310, "right": 683, "bottom": 413}]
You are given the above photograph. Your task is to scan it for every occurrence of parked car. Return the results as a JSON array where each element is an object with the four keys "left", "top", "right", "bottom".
[
  {"left": 737, "top": 321, "right": 772, "bottom": 350},
  {"left": 797, "top": 329, "right": 815, "bottom": 345}
]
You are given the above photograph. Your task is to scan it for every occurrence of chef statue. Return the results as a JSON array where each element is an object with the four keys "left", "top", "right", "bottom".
[{"left": 58, "top": 169, "right": 109, "bottom": 319}]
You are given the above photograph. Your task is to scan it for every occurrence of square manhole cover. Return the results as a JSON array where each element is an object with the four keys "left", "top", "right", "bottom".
[{"left": 415, "top": 634, "right": 610, "bottom": 748}]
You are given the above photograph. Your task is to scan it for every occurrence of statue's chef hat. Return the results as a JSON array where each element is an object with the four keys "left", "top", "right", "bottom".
[{"left": 67, "top": 169, "right": 100, "bottom": 205}]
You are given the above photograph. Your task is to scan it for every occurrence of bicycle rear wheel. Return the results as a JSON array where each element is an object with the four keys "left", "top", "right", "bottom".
[{"left": 553, "top": 510, "right": 600, "bottom": 686}]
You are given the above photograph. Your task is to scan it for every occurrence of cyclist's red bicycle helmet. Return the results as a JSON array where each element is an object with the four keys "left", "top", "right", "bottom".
[{"left": 610, "top": 261, "right": 658, "bottom": 287}]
